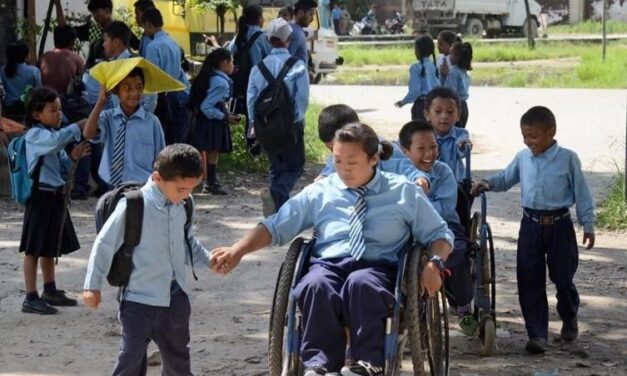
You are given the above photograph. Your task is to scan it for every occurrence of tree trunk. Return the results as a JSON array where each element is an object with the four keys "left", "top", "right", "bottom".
[{"left": 523, "top": 0, "right": 535, "bottom": 49}]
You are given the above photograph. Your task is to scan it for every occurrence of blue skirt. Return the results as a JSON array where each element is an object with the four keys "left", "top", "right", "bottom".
[{"left": 190, "top": 114, "right": 233, "bottom": 153}]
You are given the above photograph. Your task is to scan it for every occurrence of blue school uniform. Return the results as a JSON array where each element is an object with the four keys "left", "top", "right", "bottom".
[
  {"left": 83, "top": 49, "right": 132, "bottom": 108},
  {"left": 247, "top": 47, "right": 310, "bottom": 210},
  {"left": 19, "top": 123, "right": 82, "bottom": 257},
  {"left": 91, "top": 105, "right": 165, "bottom": 186},
  {"left": 227, "top": 26, "right": 271, "bottom": 68},
  {"left": 262, "top": 169, "right": 453, "bottom": 370},
  {"left": 444, "top": 65, "right": 470, "bottom": 127},
  {"left": 144, "top": 31, "right": 189, "bottom": 88},
  {"left": 288, "top": 23, "right": 309, "bottom": 64},
  {"left": 84, "top": 178, "right": 210, "bottom": 374},
  {"left": 1, "top": 63, "right": 41, "bottom": 105},
  {"left": 436, "top": 126, "right": 469, "bottom": 182},
  {"left": 190, "top": 71, "right": 233, "bottom": 152},
  {"left": 485, "top": 141, "right": 595, "bottom": 340},
  {"left": 399, "top": 58, "right": 439, "bottom": 120}
]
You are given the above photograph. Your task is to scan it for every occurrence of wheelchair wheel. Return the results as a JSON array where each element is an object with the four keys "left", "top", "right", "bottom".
[
  {"left": 268, "top": 237, "right": 306, "bottom": 376},
  {"left": 406, "top": 247, "right": 449, "bottom": 376}
]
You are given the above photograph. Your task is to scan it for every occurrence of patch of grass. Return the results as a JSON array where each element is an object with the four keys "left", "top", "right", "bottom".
[
  {"left": 549, "top": 20, "right": 627, "bottom": 35},
  {"left": 597, "top": 174, "right": 627, "bottom": 231},
  {"left": 220, "top": 103, "right": 327, "bottom": 173}
]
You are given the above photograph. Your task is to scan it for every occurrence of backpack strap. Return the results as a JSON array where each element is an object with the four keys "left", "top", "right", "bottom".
[
  {"left": 257, "top": 57, "right": 299, "bottom": 86},
  {"left": 257, "top": 61, "right": 276, "bottom": 86},
  {"left": 277, "top": 57, "right": 298, "bottom": 81},
  {"left": 117, "top": 190, "right": 144, "bottom": 300},
  {"left": 183, "top": 196, "right": 198, "bottom": 281},
  {"left": 247, "top": 31, "right": 263, "bottom": 51}
]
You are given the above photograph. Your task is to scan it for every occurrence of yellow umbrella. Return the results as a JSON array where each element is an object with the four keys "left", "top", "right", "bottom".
[{"left": 89, "top": 57, "right": 185, "bottom": 93}]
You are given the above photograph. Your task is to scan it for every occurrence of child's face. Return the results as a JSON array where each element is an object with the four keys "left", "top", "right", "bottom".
[
  {"left": 521, "top": 123, "right": 556, "bottom": 156},
  {"left": 437, "top": 38, "right": 451, "bottom": 55},
  {"left": 449, "top": 47, "right": 459, "bottom": 65},
  {"left": 33, "top": 98, "right": 63, "bottom": 128},
  {"left": 153, "top": 173, "right": 203, "bottom": 204},
  {"left": 103, "top": 33, "right": 122, "bottom": 58},
  {"left": 220, "top": 57, "right": 235, "bottom": 75},
  {"left": 424, "top": 97, "right": 459, "bottom": 135},
  {"left": 333, "top": 141, "right": 378, "bottom": 188},
  {"left": 403, "top": 132, "right": 438, "bottom": 172},
  {"left": 115, "top": 75, "right": 144, "bottom": 110}
]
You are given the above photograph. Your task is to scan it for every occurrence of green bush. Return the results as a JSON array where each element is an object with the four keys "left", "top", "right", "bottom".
[{"left": 597, "top": 174, "right": 627, "bottom": 231}]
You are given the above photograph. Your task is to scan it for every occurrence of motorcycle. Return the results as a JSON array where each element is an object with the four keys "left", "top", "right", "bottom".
[
  {"left": 384, "top": 11, "right": 405, "bottom": 35},
  {"left": 351, "top": 12, "right": 377, "bottom": 35}
]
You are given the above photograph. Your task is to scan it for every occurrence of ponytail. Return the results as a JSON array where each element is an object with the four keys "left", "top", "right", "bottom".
[
  {"left": 378, "top": 141, "right": 393, "bottom": 161},
  {"left": 188, "top": 48, "right": 232, "bottom": 112}
]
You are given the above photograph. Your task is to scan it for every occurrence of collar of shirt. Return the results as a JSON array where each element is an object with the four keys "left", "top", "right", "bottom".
[
  {"left": 110, "top": 49, "right": 131, "bottom": 61},
  {"left": 213, "top": 70, "right": 232, "bottom": 84},
  {"left": 113, "top": 104, "right": 146, "bottom": 121},
  {"left": 332, "top": 168, "right": 385, "bottom": 195},
  {"left": 141, "top": 177, "right": 182, "bottom": 210},
  {"left": 534, "top": 140, "right": 559, "bottom": 161},
  {"left": 436, "top": 127, "right": 457, "bottom": 141},
  {"left": 153, "top": 30, "right": 168, "bottom": 40},
  {"left": 270, "top": 48, "right": 290, "bottom": 56}
]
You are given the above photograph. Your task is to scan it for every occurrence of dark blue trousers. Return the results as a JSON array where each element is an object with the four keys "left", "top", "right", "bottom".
[
  {"left": 445, "top": 221, "right": 474, "bottom": 307},
  {"left": 517, "top": 208, "right": 579, "bottom": 340},
  {"left": 293, "top": 257, "right": 396, "bottom": 372},
  {"left": 112, "top": 288, "right": 193, "bottom": 376},
  {"left": 157, "top": 92, "right": 191, "bottom": 145},
  {"left": 267, "top": 124, "right": 305, "bottom": 210}
]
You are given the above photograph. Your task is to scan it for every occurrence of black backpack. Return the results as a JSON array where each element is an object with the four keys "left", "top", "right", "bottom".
[
  {"left": 230, "top": 31, "right": 263, "bottom": 99},
  {"left": 254, "top": 57, "right": 299, "bottom": 155},
  {"left": 95, "top": 182, "right": 197, "bottom": 289}
]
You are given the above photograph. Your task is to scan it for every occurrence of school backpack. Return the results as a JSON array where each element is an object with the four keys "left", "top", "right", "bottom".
[
  {"left": 95, "top": 182, "right": 197, "bottom": 288},
  {"left": 60, "top": 74, "right": 91, "bottom": 124},
  {"left": 6, "top": 132, "right": 42, "bottom": 205},
  {"left": 230, "top": 31, "right": 263, "bottom": 99},
  {"left": 254, "top": 57, "right": 299, "bottom": 155}
]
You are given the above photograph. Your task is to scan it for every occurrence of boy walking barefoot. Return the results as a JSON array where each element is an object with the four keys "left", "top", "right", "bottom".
[{"left": 472, "top": 106, "right": 595, "bottom": 353}]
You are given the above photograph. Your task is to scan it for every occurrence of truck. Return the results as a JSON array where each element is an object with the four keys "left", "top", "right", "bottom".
[{"left": 411, "top": 0, "right": 543, "bottom": 38}]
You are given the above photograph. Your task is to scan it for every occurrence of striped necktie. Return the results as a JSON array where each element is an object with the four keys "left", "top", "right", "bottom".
[
  {"left": 110, "top": 118, "right": 128, "bottom": 187},
  {"left": 348, "top": 186, "right": 368, "bottom": 260}
]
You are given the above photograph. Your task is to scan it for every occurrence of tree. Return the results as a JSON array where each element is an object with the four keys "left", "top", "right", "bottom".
[{"left": 189, "top": 0, "right": 240, "bottom": 43}]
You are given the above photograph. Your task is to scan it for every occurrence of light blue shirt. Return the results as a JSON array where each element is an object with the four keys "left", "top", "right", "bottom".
[
  {"left": 227, "top": 25, "right": 271, "bottom": 68},
  {"left": 200, "top": 71, "right": 231, "bottom": 120},
  {"left": 138, "top": 34, "right": 151, "bottom": 58},
  {"left": 422, "top": 160, "right": 460, "bottom": 225},
  {"left": 320, "top": 142, "right": 428, "bottom": 183},
  {"left": 262, "top": 170, "right": 454, "bottom": 264},
  {"left": 84, "top": 178, "right": 210, "bottom": 306},
  {"left": 332, "top": 7, "right": 343, "bottom": 21},
  {"left": 1, "top": 64, "right": 42, "bottom": 105},
  {"left": 436, "top": 127, "right": 469, "bottom": 182},
  {"left": 92, "top": 105, "right": 165, "bottom": 185},
  {"left": 486, "top": 141, "right": 596, "bottom": 233},
  {"left": 400, "top": 58, "right": 439, "bottom": 105},
  {"left": 444, "top": 65, "right": 470, "bottom": 101},
  {"left": 145, "top": 30, "right": 190, "bottom": 90},
  {"left": 288, "top": 23, "right": 309, "bottom": 64},
  {"left": 25, "top": 123, "right": 82, "bottom": 187},
  {"left": 247, "top": 48, "right": 309, "bottom": 125},
  {"left": 319, "top": 0, "right": 331, "bottom": 28}
]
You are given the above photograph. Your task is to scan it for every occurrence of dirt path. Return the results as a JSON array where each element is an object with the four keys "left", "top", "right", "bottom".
[{"left": 1, "top": 86, "right": 626, "bottom": 376}]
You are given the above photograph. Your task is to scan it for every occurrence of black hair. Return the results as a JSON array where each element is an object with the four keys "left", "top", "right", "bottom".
[
  {"left": 335, "top": 122, "right": 393, "bottom": 161},
  {"left": 4, "top": 41, "right": 29, "bottom": 78},
  {"left": 318, "top": 104, "right": 359, "bottom": 143},
  {"left": 294, "top": 0, "right": 318, "bottom": 12},
  {"left": 425, "top": 87, "right": 460, "bottom": 111},
  {"left": 114, "top": 67, "right": 145, "bottom": 92},
  {"left": 141, "top": 7, "right": 164, "bottom": 28},
  {"left": 451, "top": 41, "right": 473, "bottom": 70},
  {"left": 53, "top": 25, "right": 77, "bottom": 49},
  {"left": 520, "top": 106, "right": 556, "bottom": 130},
  {"left": 414, "top": 35, "right": 438, "bottom": 79},
  {"left": 24, "top": 87, "right": 59, "bottom": 127},
  {"left": 87, "top": 0, "right": 113, "bottom": 12},
  {"left": 437, "top": 30, "right": 461, "bottom": 46},
  {"left": 398, "top": 120, "right": 434, "bottom": 150},
  {"left": 133, "top": 0, "right": 155, "bottom": 11},
  {"left": 103, "top": 21, "right": 131, "bottom": 47},
  {"left": 154, "top": 143, "right": 203, "bottom": 180},
  {"left": 278, "top": 6, "right": 294, "bottom": 19},
  {"left": 236, "top": 5, "right": 263, "bottom": 51},
  {"left": 188, "top": 48, "right": 232, "bottom": 112}
]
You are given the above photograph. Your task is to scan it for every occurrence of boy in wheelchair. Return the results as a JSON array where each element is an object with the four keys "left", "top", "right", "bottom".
[
  {"left": 211, "top": 122, "right": 453, "bottom": 376},
  {"left": 398, "top": 120, "right": 478, "bottom": 336}
]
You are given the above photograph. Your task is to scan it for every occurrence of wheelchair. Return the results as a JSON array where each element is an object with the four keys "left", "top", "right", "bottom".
[
  {"left": 453, "top": 145, "right": 497, "bottom": 356},
  {"left": 268, "top": 237, "right": 450, "bottom": 376}
]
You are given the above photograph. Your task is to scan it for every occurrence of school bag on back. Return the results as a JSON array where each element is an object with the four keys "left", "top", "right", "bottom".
[
  {"left": 7, "top": 132, "right": 43, "bottom": 205},
  {"left": 95, "top": 182, "right": 197, "bottom": 288},
  {"left": 254, "top": 57, "right": 298, "bottom": 154},
  {"left": 230, "top": 31, "right": 263, "bottom": 99}
]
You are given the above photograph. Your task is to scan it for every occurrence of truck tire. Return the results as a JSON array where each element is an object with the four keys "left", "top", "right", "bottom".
[
  {"left": 465, "top": 18, "right": 484, "bottom": 38},
  {"left": 521, "top": 18, "right": 538, "bottom": 38}
]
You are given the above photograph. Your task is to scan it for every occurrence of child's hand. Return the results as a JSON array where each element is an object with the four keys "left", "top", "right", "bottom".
[
  {"left": 583, "top": 232, "right": 595, "bottom": 249},
  {"left": 470, "top": 179, "right": 490, "bottom": 196},
  {"left": 416, "top": 177, "right": 430, "bottom": 195},
  {"left": 70, "top": 141, "right": 91, "bottom": 161},
  {"left": 76, "top": 119, "right": 88, "bottom": 130},
  {"left": 96, "top": 85, "right": 109, "bottom": 106},
  {"left": 394, "top": 100, "right": 404, "bottom": 108},
  {"left": 459, "top": 139, "right": 472, "bottom": 151},
  {"left": 83, "top": 290, "right": 101, "bottom": 309},
  {"left": 210, "top": 247, "right": 243, "bottom": 275},
  {"left": 420, "top": 262, "right": 443, "bottom": 297},
  {"left": 226, "top": 114, "right": 241, "bottom": 124},
  {"left": 203, "top": 34, "right": 219, "bottom": 47}
]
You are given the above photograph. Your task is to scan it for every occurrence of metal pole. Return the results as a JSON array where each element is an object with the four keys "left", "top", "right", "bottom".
[
  {"left": 602, "top": 0, "right": 607, "bottom": 60},
  {"left": 38, "top": 0, "right": 55, "bottom": 59}
]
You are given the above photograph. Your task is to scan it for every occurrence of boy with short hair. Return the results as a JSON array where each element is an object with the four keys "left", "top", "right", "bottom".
[
  {"left": 83, "top": 67, "right": 165, "bottom": 188},
  {"left": 39, "top": 25, "right": 84, "bottom": 94},
  {"left": 133, "top": 0, "right": 156, "bottom": 57},
  {"left": 472, "top": 106, "right": 595, "bottom": 353},
  {"left": 84, "top": 143, "right": 210, "bottom": 375}
]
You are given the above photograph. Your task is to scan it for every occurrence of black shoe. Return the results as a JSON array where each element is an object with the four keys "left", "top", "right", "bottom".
[
  {"left": 207, "top": 184, "right": 228, "bottom": 195},
  {"left": 22, "top": 297, "right": 58, "bottom": 315},
  {"left": 525, "top": 337, "right": 548, "bottom": 354},
  {"left": 560, "top": 317, "right": 578, "bottom": 342},
  {"left": 42, "top": 289, "right": 78, "bottom": 306}
]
